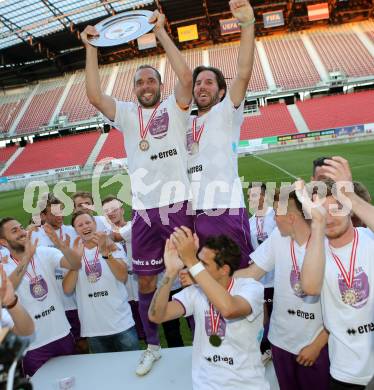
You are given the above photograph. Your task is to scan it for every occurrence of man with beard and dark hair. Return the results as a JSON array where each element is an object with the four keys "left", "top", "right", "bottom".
[
  {"left": 0, "top": 217, "right": 81, "bottom": 377},
  {"left": 186, "top": 0, "right": 255, "bottom": 269},
  {"left": 83, "top": 10, "right": 193, "bottom": 375},
  {"left": 300, "top": 157, "right": 374, "bottom": 389}
]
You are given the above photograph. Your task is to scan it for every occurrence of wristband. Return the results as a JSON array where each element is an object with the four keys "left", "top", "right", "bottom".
[
  {"left": 188, "top": 262, "right": 205, "bottom": 278},
  {"left": 4, "top": 294, "right": 18, "bottom": 310},
  {"left": 239, "top": 18, "right": 255, "bottom": 28},
  {"left": 102, "top": 253, "right": 112, "bottom": 260}
]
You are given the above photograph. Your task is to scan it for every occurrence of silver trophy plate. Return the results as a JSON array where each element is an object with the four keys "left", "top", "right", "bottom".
[{"left": 88, "top": 10, "right": 155, "bottom": 47}]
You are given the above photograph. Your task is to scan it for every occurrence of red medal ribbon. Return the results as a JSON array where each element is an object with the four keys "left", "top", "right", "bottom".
[
  {"left": 209, "top": 278, "right": 234, "bottom": 335},
  {"left": 290, "top": 236, "right": 311, "bottom": 276},
  {"left": 83, "top": 246, "right": 100, "bottom": 275},
  {"left": 192, "top": 116, "right": 205, "bottom": 144},
  {"left": 10, "top": 254, "right": 37, "bottom": 282},
  {"left": 256, "top": 216, "right": 265, "bottom": 238},
  {"left": 329, "top": 228, "right": 358, "bottom": 289},
  {"left": 137, "top": 103, "right": 160, "bottom": 141}
]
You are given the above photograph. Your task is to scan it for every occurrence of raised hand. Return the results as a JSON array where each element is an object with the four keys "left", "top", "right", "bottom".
[
  {"left": 81, "top": 25, "right": 99, "bottom": 48},
  {"left": 23, "top": 230, "right": 38, "bottom": 263},
  {"left": 164, "top": 238, "right": 184, "bottom": 276},
  {"left": 321, "top": 156, "right": 353, "bottom": 184},
  {"left": 148, "top": 10, "right": 166, "bottom": 32},
  {"left": 229, "top": 0, "right": 254, "bottom": 23},
  {"left": 171, "top": 226, "right": 198, "bottom": 267},
  {"left": 0, "top": 264, "right": 16, "bottom": 307},
  {"left": 44, "top": 223, "right": 63, "bottom": 249},
  {"left": 72, "top": 236, "right": 84, "bottom": 258},
  {"left": 179, "top": 269, "right": 194, "bottom": 287},
  {"left": 295, "top": 180, "right": 326, "bottom": 224}
]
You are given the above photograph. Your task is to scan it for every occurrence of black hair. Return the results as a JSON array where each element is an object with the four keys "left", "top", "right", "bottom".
[
  {"left": 312, "top": 156, "right": 331, "bottom": 176},
  {"left": 201, "top": 235, "right": 241, "bottom": 276},
  {"left": 192, "top": 66, "right": 227, "bottom": 101}
]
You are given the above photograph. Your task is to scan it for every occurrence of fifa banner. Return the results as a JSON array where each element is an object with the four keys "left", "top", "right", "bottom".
[
  {"left": 219, "top": 18, "right": 240, "bottom": 35},
  {"left": 263, "top": 11, "right": 284, "bottom": 28},
  {"left": 137, "top": 33, "right": 157, "bottom": 50},
  {"left": 307, "top": 3, "right": 329, "bottom": 21},
  {"left": 177, "top": 25, "right": 198, "bottom": 42}
]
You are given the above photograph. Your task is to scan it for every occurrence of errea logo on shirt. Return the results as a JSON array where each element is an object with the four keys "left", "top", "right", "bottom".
[
  {"left": 34, "top": 305, "right": 55, "bottom": 320},
  {"left": 347, "top": 322, "right": 374, "bottom": 335},
  {"left": 287, "top": 309, "right": 315, "bottom": 320},
  {"left": 205, "top": 355, "right": 234, "bottom": 365}
]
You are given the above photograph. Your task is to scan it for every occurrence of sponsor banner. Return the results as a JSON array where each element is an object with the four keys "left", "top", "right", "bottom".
[
  {"left": 263, "top": 10, "right": 284, "bottom": 28},
  {"left": 307, "top": 3, "right": 329, "bottom": 21},
  {"left": 54, "top": 165, "right": 80, "bottom": 174},
  {"left": 177, "top": 24, "right": 198, "bottom": 42},
  {"left": 0, "top": 177, "right": 8, "bottom": 183},
  {"left": 219, "top": 18, "right": 240, "bottom": 35},
  {"left": 335, "top": 125, "right": 364, "bottom": 136},
  {"left": 137, "top": 33, "right": 157, "bottom": 50},
  {"left": 262, "top": 136, "right": 278, "bottom": 145},
  {"left": 364, "top": 123, "right": 374, "bottom": 133}
]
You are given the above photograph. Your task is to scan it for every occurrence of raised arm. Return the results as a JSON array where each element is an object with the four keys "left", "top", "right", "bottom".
[
  {"left": 81, "top": 26, "right": 116, "bottom": 121},
  {"left": 297, "top": 181, "right": 327, "bottom": 296},
  {"left": 148, "top": 239, "right": 186, "bottom": 324},
  {"left": 150, "top": 11, "right": 192, "bottom": 108},
  {"left": 1, "top": 266, "right": 35, "bottom": 337},
  {"left": 229, "top": 0, "right": 255, "bottom": 107},
  {"left": 322, "top": 156, "right": 374, "bottom": 232},
  {"left": 234, "top": 262, "right": 266, "bottom": 280},
  {"left": 172, "top": 227, "right": 252, "bottom": 319},
  {"left": 62, "top": 270, "right": 79, "bottom": 295}
]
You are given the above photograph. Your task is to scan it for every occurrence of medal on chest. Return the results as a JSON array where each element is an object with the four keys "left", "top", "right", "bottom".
[
  {"left": 83, "top": 246, "right": 101, "bottom": 283},
  {"left": 189, "top": 117, "right": 205, "bottom": 155},
  {"left": 208, "top": 278, "right": 234, "bottom": 347},
  {"left": 137, "top": 103, "right": 160, "bottom": 152},
  {"left": 290, "top": 239, "right": 308, "bottom": 298}
]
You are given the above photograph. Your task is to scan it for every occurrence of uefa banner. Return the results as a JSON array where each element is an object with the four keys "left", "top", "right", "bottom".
[
  {"left": 219, "top": 18, "right": 240, "bottom": 35},
  {"left": 177, "top": 24, "right": 198, "bottom": 42},
  {"left": 263, "top": 11, "right": 284, "bottom": 28}
]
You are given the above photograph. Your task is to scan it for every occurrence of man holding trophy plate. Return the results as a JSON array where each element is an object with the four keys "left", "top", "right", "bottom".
[{"left": 82, "top": 9, "right": 193, "bottom": 376}]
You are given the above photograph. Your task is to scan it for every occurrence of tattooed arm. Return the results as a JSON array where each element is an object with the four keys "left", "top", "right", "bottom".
[{"left": 148, "top": 239, "right": 185, "bottom": 324}]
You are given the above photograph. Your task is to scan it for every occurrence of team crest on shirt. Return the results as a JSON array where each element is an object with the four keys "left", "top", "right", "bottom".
[
  {"left": 204, "top": 310, "right": 226, "bottom": 337},
  {"left": 290, "top": 269, "right": 307, "bottom": 298},
  {"left": 84, "top": 262, "right": 103, "bottom": 282},
  {"left": 149, "top": 109, "right": 169, "bottom": 139},
  {"left": 338, "top": 267, "right": 370, "bottom": 309}
]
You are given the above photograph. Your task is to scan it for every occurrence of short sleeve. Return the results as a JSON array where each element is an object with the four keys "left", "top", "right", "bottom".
[
  {"left": 172, "top": 285, "right": 198, "bottom": 317},
  {"left": 103, "top": 100, "right": 132, "bottom": 131},
  {"left": 166, "top": 94, "right": 190, "bottom": 134},
  {"left": 250, "top": 229, "right": 278, "bottom": 272},
  {"left": 233, "top": 278, "right": 264, "bottom": 322},
  {"left": 1, "top": 309, "right": 14, "bottom": 329},
  {"left": 112, "top": 245, "right": 127, "bottom": 263},
  {"left": 119, "top": 224, "right": 132, "bottom": 244}
]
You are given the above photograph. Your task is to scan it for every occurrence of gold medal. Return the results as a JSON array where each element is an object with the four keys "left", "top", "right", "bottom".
[
  {"left": 33, "top": 283, "right": 44, "bottom": 297},
  {"left": 342, "top": 289, "right": 358, "bottom": 305},
  {"left": 88, "top": 273, "right": 98, "bottom": 283},
  {"left": 190, "top": 142, "right": 199, "bottom": 155},
  {"left": 209, "top": 334, "right": 222, "bottom": 347},
  {"left": 293, "top": 282, "right": 304, "bottom": 296},
  {"left": 139, "top": 139, "right": 150, "bottom": 151}
]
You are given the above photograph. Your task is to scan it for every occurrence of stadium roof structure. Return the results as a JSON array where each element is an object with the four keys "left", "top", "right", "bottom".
[{"left": 0, "top": 0, "right": 372, "bottom": 88}]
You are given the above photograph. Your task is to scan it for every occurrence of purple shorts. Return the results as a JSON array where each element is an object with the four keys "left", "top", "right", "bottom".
[
  {"left": 22, "top": 333, "right": 75, "bottom": 377},
  {"left": 132, "top": 201, "right": 194, "bottom": 276},
  {"left": 193, "top": 208, "right": 253, "bottom": 269},
  {"left": 65, "top": 309, "right": 81, "bottom": 341}
]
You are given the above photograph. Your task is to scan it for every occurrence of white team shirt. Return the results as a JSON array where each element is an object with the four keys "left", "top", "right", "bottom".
[
  {"left": 0, "top": 246, "right": 10, "bottom": 261},
  {"left": 3, "top": 247, "right": 71, "bottom": 350},
  {"left": 119, "top": 223, "right": 138, "bottom": 301},
  {"left": 251, "top": 228, "right": 324, "bottom": 354},
  {"left": 187, "top": 94, "right": 245, "bottom": 210},
  {"left": 32, "top": 225, "right": 77, "bottom": 311},
  {"left": 249, "top": 208, "right": 277, "bottom": 288},
  {"left": 321, "top": 228, "right": 374, "bottom": 386},
  {"left": 173, "top": 278, "right": 268, "bottom": 390},
  {"left": 75, "top": 245, "right": 135, "bottom": 337},
  {"left": 1, "top": 309, "right": 14, "bottom": 329},
  {"left": 105, "top": 94, "right": 191, "bottom": 210}
]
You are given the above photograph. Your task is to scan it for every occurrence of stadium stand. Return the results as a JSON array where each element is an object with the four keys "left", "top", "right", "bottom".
[
  {"left": 0, "top": 145, "right": 17, "bottom": 165},
  {"left": 208, "top": 43, "right": 268, "bottom": 92},
  {"left": 0, "top": 94, "right": 27, "bottom": 134},
  {"left": 309, "top": 27, "right": 374, "bottom": 78},
  {"left": 59, "top": 68, "right": 110, "bottom": 123},
  {"left": 240, "top": 103, "right": 298, "bottom": 139},
  {"left": 3, "top": 132, "right": 101, "bottom": 176},
  {"left": 163, "top": 48, "right": 203, "bottom": 98},
  {"left": 111, "top": 56, "right": 161, "bottom": 102},
  {"left": 296, "top": 90, "right": 374, "bottom": 131},
  {"left": 15, "top": 78, "right": 66, "bottom": 134},
  {"left": 262, "top": 35, "right": 321, "bottom": 89},
  {"left": 95, "top": 128, "right": 126, "bottom": 162}
]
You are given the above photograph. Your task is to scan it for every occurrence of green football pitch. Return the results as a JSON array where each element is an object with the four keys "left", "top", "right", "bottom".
[{"left": 1, "top": 138, "right": 374, "bottom": 226}]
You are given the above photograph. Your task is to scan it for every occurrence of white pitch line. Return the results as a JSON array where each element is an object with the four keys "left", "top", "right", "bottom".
[{"left": 251, "top": 154, "right": 299, "bottom": 180}]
